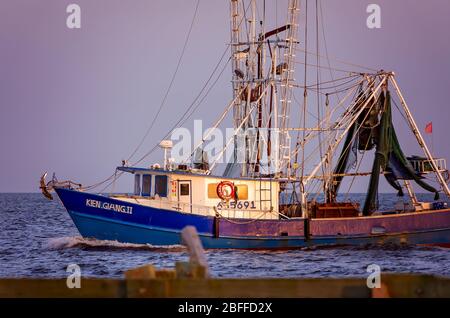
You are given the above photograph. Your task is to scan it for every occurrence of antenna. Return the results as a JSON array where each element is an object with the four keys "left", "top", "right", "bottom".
[{"left": 159, "top": 140, "right": 173, "bottom": 170}]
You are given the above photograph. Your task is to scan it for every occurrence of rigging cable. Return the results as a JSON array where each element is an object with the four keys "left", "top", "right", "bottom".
[
  {"left": 308, "top": 75, "right": 361, "bottom": 91},
  {"left": 298, "top": 76, "right": 362, "bottom": 95},
  {"left": 295, "top": 47, "right": 378, "bottom": 73},
  {"left": 290, "top": 77, "right": 366, "bottom": 160},
  {"left": 315, "top": 0, "right": 327, "bottom": 197},
  {"left": 91, "top": 0, "right": 252, "bottom": 192},
  {"left": 319, "top": 0, "right": 342, "bottom": 102},
  {"left": 299, "top": 0, "right": 308, "bottom": 197},
  {"left": 286, "top": 78, "right": 370, "bottom": 179},
  {"left": 131, "top": 0, "right": 254, "bottom": 168},
  {"left": 139, "top": 55, "right": 232, "bottom": 167},
  {"left": 97, "top": 52, "right": 231, "bottom": 193},
  {"left": 310, "top": 83, "right": 378, "bottom": 201},
  {"left": 306, "top": 73, "right": 360, "bottom": 87},
  {"left": 126, "top": 0, "right": 201, "bottom": 163},
  {"left": 294, "top": 61, "right": 362, "bottom": 74},
  {"left": 82, "top": 0, "right": 201, "bottom": 191}
]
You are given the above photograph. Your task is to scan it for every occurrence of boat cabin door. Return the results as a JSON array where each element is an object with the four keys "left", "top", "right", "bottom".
[{"left": 177, "top": 180, "right": 192, "bottom": 213}]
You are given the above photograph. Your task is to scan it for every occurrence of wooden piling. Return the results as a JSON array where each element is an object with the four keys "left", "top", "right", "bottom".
[{"left": 180, "top": 226, "right": 209, "bottom": 278}]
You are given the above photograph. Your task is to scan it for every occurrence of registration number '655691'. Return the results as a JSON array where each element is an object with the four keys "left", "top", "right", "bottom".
[{"left": 216, "top": 201, "right": 256, "bottom": 210}]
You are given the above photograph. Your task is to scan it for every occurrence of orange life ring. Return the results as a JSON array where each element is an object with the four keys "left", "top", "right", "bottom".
[{"left": 216, "top": 181, "right": 235, "bottom": 201}]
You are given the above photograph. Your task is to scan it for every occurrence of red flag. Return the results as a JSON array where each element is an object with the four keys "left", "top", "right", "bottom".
[{"left": 425, "top": 122, "right": 433, "bottom": 134}]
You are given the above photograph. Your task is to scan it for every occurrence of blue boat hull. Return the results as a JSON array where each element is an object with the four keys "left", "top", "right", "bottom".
[{"left": 55, "top": 188, "right": 450, "bottom": 249}]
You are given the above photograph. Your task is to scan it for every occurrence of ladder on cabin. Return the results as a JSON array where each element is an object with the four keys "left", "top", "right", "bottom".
[{"left": 257, "top": 179, "right": 273, "bottom": 211}]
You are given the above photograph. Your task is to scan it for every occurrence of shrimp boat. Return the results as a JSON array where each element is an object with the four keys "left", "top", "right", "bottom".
[{"left": 41, "top": 0, "right": 450, "bottom": 249}]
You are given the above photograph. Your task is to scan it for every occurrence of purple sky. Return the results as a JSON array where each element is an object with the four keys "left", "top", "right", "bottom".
[{"left": 1, "top": 0, "right": 449, "bottom": 193}]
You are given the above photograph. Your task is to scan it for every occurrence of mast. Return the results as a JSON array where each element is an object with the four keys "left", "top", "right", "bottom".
[
  {"left": 230, "top": 0, "right": 243, "bottom": 129},
  {"left": 277, "top": 0, "right": 300, "bottom": 177},
  {"left": 249, "top": 0, "right": 258, "bottom": 175},
  {"left": 226, "top": 0, "right": 300, "bottom": 179},
  {"left": 255, "top": 2, "right": 266, "bottom": 175},
  {"left": 228, "top": 0, "right": 257, "bottom": 177}
]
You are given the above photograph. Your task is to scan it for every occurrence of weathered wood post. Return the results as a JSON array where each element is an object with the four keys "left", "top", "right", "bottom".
[{"left": 177, "top": 226, "right": 209, "bottom": 278}]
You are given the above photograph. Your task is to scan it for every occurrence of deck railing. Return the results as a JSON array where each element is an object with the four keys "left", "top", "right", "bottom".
[
  {"left": 409, "top": 158, "right": 447, "bottom": 174},
  {"left": 114, "top": 195, "right": 282, "bottom": 220}
]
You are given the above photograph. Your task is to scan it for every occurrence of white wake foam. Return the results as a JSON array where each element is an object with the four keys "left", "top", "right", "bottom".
[{"left": 46, "top": 236, "right": 185, "bottom": 251}]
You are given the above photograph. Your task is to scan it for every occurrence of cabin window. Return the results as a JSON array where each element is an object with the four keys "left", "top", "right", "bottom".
[
  {"left": 235, "top": 184, "right": 248, "bottom": 200},
  {"left": 134, "top": 174, "right": 141, "bottom": 195},
  {"left": 142, "top": 175, "right": 151, "bottom": 197},
  {"left": 180, "top": 183, "right": 190, "bottom": 196},
  {"left": 155, "top": 175, "right": 168, "bottom": 197},
  {"left": 207, "top": 183, "right": 248, "bottom": 200}
]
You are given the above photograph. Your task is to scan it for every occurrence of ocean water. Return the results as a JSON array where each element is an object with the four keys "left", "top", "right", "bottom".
[{"left": 0, "top": 193, "right": 449, "bottom": 279}]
